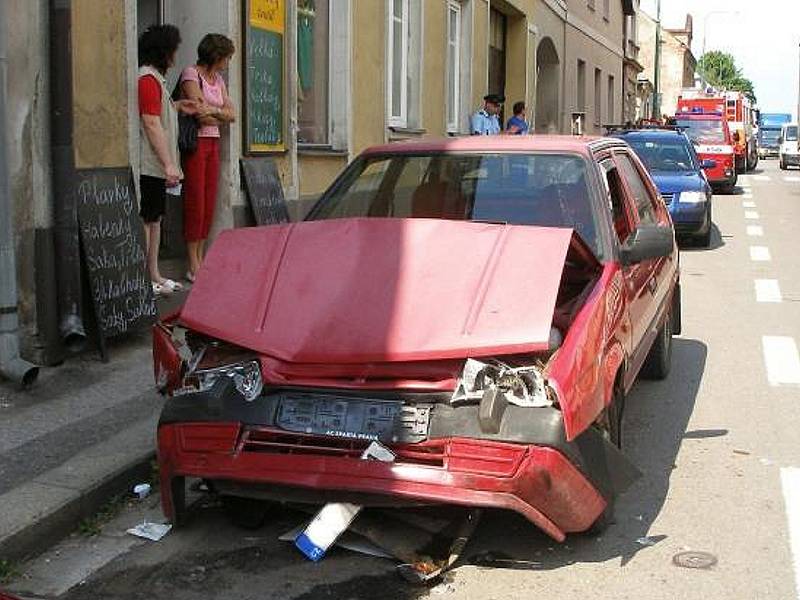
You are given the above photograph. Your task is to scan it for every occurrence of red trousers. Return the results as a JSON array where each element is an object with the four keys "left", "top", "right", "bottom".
[{"left": 182, "top": 137, "right": 220, "bottom": 242}]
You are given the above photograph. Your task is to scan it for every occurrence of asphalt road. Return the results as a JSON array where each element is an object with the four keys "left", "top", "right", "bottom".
[{"left": 9, "top": 160, "right": 800, "bottom": 600}]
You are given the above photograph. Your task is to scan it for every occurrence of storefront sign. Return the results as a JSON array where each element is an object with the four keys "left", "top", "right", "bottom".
[{"left": 246, "top": 0, "right": 285, "bottom": 153}]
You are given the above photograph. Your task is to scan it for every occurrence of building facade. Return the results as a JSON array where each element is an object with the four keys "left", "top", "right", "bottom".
[
  {"left": 6, "top": 0, "right": 636, "bottom": 365},
  {"left": 638, "top": 10, "right": 696, "bottom": 118}
]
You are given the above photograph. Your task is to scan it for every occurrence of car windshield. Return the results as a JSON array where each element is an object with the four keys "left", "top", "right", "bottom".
[
  {"left": 627, "top": 138, "right": 696, "bottom": 172},
  {"left": 761, "top": 129, "right": 781, "bottom": 144},
  {"left": 311, "top": 152, "right": 599, "bottom": 253},
  {"left": 675, "top": 119, "right": 726, "bottom": 145},
  {"left": 784, "top": 126, "right": 798, "bottom": 141}
]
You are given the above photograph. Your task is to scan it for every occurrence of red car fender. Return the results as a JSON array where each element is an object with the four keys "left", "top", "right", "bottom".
[{"left": 547, "top": 264, "right": 627, "bottom": 441}]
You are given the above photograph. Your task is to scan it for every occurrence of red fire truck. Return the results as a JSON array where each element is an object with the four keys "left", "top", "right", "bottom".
[
  {"left": 677, "top": 89, "right": 758, "bottom": 173},
  {"left": 673, "top": 111, "right": 738, "bottom": 193}
]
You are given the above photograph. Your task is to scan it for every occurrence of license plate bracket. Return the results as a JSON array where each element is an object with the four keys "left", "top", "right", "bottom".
[{"left": 276, "top": 393, "right": 430, "bottom": 443}]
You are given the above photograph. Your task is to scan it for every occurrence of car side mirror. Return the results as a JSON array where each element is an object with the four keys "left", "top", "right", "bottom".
[
  {"left": 621, "top": 225, "right": 674, "bottom": 266},
  {"left": 701, "top": 159, "right": 716, "bottom": 169}
]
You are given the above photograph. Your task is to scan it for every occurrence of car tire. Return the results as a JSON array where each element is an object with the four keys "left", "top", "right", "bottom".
[
  {"left": 222, "top": 495, "right": 271, "bottom": 530},
  {"left": 696, "top": 207, "right": 712, "bottom": 247},
  {"left": 641, "top": 312, "right": 672, "bottom": 380},
  {"left": 587, "top": 386, "right": 624, "bottom": 534},
  {"left": 780, "top": 158, "right": 787, "bottom": 170}
]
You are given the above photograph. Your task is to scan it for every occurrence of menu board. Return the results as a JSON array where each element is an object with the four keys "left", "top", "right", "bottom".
[
  {"left": 245, "top": 0, "right": 285, "bottom": 152},
  {"left": 75, "top": 168, "right": 157, "bottom": 341},
  {"left": 241, "top": 157, "right": 290, "bottom": 225}
]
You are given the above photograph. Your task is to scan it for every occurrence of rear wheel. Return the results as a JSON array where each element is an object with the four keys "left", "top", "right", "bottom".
[
  {"left": 641, "top": 311, "right": 673, "bottom": 380},
  {"left": 696, "top": 206, "right": 712, "bottom": 248},
  {"left": 780, "top": 157, "right": 787, "bottom": 170}
]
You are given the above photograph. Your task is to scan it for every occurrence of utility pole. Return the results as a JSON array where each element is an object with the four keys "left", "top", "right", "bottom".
[{"left": 652, "top": 0, "right": 661, "bottom": 120}]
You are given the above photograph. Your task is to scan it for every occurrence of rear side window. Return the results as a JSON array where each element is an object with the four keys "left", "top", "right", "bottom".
[{"left": 616, "top": 154, "right": 655, "bottom": 225}]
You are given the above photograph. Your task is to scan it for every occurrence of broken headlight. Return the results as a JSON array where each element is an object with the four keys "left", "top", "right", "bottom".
[
  {"left": 451, "top": 358, "right": 553, "bottom": 408},
  {"left": 175, "top": 360, "right": 264, "bottom": 402}
]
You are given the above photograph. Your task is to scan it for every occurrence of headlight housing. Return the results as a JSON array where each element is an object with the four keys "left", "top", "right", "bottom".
[
  {"left": 451, "top": 358, "right": 553, "bottom": 408},
  {"left": 678, "top": 191, "right": 707, "bottom": 204},
  {"left": 176, "top": 360, "right": 264, "bottom": 402}
]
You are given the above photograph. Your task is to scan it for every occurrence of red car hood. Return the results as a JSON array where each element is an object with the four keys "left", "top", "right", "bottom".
[{"left": 180, "top": 218, "right": 585, "bottom": 364}]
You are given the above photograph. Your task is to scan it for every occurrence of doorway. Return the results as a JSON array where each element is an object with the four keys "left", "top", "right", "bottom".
[
  {"left": 535, "top": 37, "right": 560, "bottom": 133},
  {"left": 488, "top": 8, "right": 506, "bottom": 124}
]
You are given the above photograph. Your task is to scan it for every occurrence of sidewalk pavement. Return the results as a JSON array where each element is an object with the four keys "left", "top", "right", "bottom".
[{"left": 0, "top": 266, "right": 189, "bottom": 566}]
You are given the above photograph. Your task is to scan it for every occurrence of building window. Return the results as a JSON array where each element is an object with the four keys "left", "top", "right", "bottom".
[
  {"left": 577, "top": 59, "right": 586, "bottom": 111},
  {"left": 594, "top": 68, "right": 602, "bottom": 125},
  {"left": 297, "top": 0, "right": 329, "bottom": 145},
  {"left": 388, "top": 0, "right": 410, "bottom": 127},
  {"left": 608, "top": 74, "right": 615, "bottom": 122},
  {"left": 446, "top": 0, "right": 461, "bottom": 133}
]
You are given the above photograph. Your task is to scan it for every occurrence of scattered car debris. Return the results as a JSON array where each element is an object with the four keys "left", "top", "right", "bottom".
[
  {"left": 672, "top": 550, "right": 718, "bottom": 570},
  {"left": 635, "top": 535, "right": 666, "bottom": 547},
  {"left": 126, "top": 521, "right": 172, "bottom": 542},
  {"left": 732, "top": 449, "right": 751, "bottom": 456},
  {"left": 132, "top": 483, "right": 151, "bottom": 499},
  {"left": 295, "top": 442, "right": 396, "bottom": 561}
]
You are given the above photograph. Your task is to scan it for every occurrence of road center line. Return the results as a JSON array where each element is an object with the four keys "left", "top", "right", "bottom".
[
  {"left": 747, "top": 225, "right": 763, "bottom": 236},
  {"left": 755, "top": 279, "right": 782, "bottom": 302},
  {"left": 784, "top": 176, "right": 800, "bottom": 183},
  {"left": 780, "top": 467, "right": 800, "bottom": 600},
  {"left": 750, "top": 246, "right": 771, "bottom": 261},
  {"left": 754, "top": 175, "right": 772, "bottom": 182},
  {"left": 743, "top": 201, "right": 757, "bottom": 208},
  {"left": 745, "top": 210, "right": 760, "bottom": 219},
  {"left": 762, "top": 336, "right": 800, "bottom": 386}
]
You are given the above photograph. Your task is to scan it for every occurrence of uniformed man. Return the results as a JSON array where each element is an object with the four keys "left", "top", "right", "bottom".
[{"left": 470, "top": 94, "right": 504, "bottom": 135}]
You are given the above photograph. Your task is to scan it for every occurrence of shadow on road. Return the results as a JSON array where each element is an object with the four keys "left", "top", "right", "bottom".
[
  {"left": 462, "top": 337, "right": 707, "bottom": 570},
  {"left": 678, "top": 222, "right": 725, "bottom": 252}
]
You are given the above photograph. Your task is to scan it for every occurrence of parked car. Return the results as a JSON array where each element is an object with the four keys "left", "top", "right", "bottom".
[
  {"left": 153, "top": 136, "right": 680, "bottom": 541},
  {"left": 673, "top": 113, "right": 738, "bottom": 193},
  {"left": 779, "top": 123, "right": 800, "bottom": 170},
  {"left": 612, "top": 128, "right": 714, "bottom": 247}
]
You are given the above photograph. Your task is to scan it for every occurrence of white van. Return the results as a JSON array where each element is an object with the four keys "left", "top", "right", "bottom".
[{"left": 779, "top": 123, "right": 799, "bottom": 169}]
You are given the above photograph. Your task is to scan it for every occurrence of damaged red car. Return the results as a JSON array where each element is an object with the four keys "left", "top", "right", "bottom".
[{"left": 154, "top": 136, "right": 680, "bottom": 541}]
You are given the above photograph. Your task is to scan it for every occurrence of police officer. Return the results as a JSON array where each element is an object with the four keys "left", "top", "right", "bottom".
[{"left": 470, "top": 94, "right": 504, "bottom": 135}]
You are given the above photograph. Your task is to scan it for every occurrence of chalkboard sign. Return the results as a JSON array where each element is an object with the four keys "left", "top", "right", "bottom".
[
  {"left": 75, "top": 168, "right": 157, "bottom": 341},
  {"left": 241, "top": 157, "right": 290, "bottom": 225},
  {"left": 245, "top": 0, "right": 285, "bottom": 153}
]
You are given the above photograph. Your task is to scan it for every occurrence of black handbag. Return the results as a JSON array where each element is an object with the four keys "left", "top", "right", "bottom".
[{"left": 171, "top": 74, "right": 203, "bottom": 154}]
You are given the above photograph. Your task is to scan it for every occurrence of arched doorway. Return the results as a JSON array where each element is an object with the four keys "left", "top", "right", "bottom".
[{"left": 535, "top": 37, "right": 560, "bottom": 134}]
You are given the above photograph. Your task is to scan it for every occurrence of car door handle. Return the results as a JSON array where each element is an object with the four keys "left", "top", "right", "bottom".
[{"left": 647, "top": 278, "right": 658, "bottom": 295}]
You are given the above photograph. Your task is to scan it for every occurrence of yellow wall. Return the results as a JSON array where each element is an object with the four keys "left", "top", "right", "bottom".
[
  {"left": 352, "top": 0, "right": 387, "bottom": 155},
  {"left": 72, "top": 0, "right": 129, "bottom": 169},
  {"left": 422, "top": 1, "right": 447, "bottom": 136},
  {"left": 298, "top": 154, "right": 348, "bottom": 197}
]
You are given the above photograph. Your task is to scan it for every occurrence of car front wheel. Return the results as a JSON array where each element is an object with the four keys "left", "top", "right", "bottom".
[{"left": 642, "top": 312, "right": 672, "bottom": 380}]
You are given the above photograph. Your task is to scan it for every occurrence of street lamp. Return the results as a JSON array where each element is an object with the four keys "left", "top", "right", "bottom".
[{"left": 700, "top": 10, "right": 740, "bottom": 89}]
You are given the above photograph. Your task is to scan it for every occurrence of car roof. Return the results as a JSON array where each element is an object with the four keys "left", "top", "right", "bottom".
[
  {"left": 361, "top": 135, "right": 629, "bottom": 157},
  {"left": 674, "top": 114, "right": 723, "bottom": 121},
  {"left": 612, "top": 128, "right": 686, "bottom": 138}
]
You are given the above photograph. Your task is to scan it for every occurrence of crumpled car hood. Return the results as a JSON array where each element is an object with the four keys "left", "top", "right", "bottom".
[{"left": 180, "top": 218, "right": 584, "bottom": 364}]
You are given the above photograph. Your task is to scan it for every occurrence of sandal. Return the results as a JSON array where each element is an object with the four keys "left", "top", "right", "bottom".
[
  {"left": 185, "top": 271, "right": 196, "bottom": 283},
  {"left": 162, "top": 278, "right": 184, "bottom": 292},
  {"left": 152, "top": 281, "right": 173, "bottom": 296}
]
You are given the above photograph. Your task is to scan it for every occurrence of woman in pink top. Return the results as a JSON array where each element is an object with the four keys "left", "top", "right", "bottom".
[{"left": 179, "top": 34, "right": 236, "bottom": 281}]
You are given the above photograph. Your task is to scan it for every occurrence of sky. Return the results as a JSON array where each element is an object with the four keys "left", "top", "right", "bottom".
[{"left": 640, "top": 0, "right": 800, "bottom": 119}]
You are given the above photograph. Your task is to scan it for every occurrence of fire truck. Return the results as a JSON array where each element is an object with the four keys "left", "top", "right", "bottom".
[{"left": 677, "top": 89, "right": 758, "bottom": 173}]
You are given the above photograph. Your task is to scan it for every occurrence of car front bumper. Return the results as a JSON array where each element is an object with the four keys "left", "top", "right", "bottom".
[
  {"left": 670, "top": 202, "right": 710, "bottom": 236},
  {"left": 156, "top": 384, "right": 640, "bottom": 541},
  {"left": 782, "top": 153, "right": 800, "bottom": 166}
]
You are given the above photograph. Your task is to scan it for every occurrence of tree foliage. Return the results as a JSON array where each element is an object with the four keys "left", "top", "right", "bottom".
[{"left": 697, "top": 51, "right": 757, "bottom": 104}]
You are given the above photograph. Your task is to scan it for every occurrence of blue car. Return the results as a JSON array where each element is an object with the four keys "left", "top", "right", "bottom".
[{"left": 611, "top": 128, "right": 714, "bottom": 247}]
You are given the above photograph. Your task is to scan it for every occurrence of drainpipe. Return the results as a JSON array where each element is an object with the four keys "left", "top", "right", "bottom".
[
  {"left": 0, "top": 0, "right": 40, "bottom": 387},
  {"left": 49, "top": 0, "right": 87, "bottom": 351}
]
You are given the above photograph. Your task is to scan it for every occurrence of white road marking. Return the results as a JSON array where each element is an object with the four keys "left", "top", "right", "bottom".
[
  {"left": 762, "top": 336, "right": 800, "bottom": 386},
  {"left": 740, "top": 186, "right": 752, "bottom": 192},
  {"left": 784, "top": 176, "right": 800, "bottom": 183},
  {"left": 754, "top": 175, "right": 772, "bottom": 181},
  {"left": 745, "top": 211, "right": 760, "bottom": 219},
  {"left": 755, "top": 279, "right": 782, "bottom": 303},
  {"left": 743, "top": 201, "right": 757, "bottom": 208},
  {"left": 747, "top": 225, "right": 763, "bottom": 236},
  {"left": 750, "top": 246, "right": 771, "bottom": 261},
  {"left": 780, "top": 467, "right": 800, "bottom": 600},
  {"left": 742, "top": 193, "right": 754, "bottom": 199}
]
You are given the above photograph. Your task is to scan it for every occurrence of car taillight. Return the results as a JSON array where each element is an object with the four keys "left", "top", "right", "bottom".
[{"left": 725, "top": 159, "right": 733, "bottom": 168}]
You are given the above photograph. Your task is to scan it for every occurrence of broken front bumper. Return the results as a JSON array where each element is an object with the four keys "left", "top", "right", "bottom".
[{"left": 157, "top": 382, "right": 639, "bottom": 541}]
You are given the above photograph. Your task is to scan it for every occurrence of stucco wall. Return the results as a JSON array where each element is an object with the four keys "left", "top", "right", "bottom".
[
  {"left": 72, "top": 0, "right": 129, "bottom": 169},
  {"left": 7, "top": 0, "right": 52, "bottom": 353},
  {"left": 352, "top": 1, "right": 387, "bottom": 154}
]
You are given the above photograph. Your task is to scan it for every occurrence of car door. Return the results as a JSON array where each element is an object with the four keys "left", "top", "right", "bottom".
[
  {"left": 598, "top": 156, "right": 639, "bottom": 362},
  {"left": 614, "top": 150, "right": 674, "bottom": 373}
]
